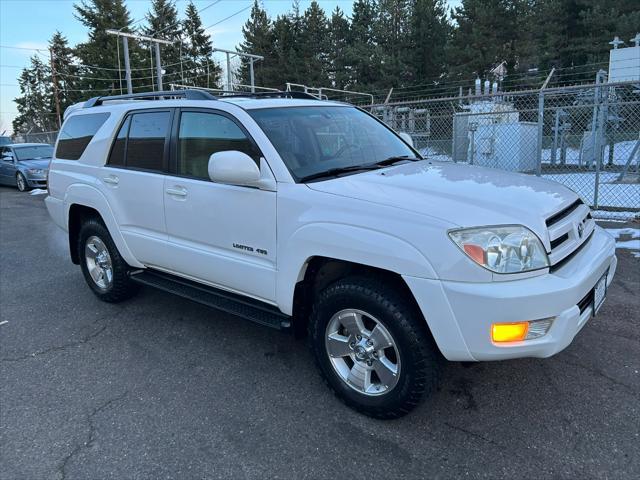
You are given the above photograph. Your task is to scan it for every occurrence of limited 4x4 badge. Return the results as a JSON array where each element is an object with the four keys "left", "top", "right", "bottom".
[{"left": 233, "top": 243, "right": 268, "bottom": 255}]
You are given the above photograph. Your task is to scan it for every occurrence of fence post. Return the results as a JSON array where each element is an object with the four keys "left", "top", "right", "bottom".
[
  {"left": 536, "top": 90, "right": 544, "bottom": 176},
  {"left": 592, "top": 70, "right": 606, "bottom": 209}
]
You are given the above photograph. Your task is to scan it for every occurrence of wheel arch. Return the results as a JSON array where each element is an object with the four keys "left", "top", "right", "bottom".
[{"left": 64, "top": 183, "right": 143, "bottom": 268}]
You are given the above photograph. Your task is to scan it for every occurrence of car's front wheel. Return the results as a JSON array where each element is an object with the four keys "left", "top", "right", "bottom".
[
  {"left": 16, "top": 172, "right": 29, "bottom": 192},
  {"left": 308, "top": 275, "right": 441, "bottom": 419},
  {"left": 78, "top": 218, "right": 139, "bottom": 303}
]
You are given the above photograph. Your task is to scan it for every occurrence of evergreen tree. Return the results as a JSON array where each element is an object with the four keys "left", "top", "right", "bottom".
[
  {"left": 74, "top": 0, "right": 142, "bottom": 95},
  {"left": 299, "top": 1, "right": 329, "bottom": 86},
  {"left": 48, "top": 31, "right": 81, "bottom": 120},
  {"left": 182, "top": 1, "right": 221, "bottom": 88},
  {"left": 346, "top": 0, "right": 379, "bottom": 89},
  {"left": 447, "top": 0, "right": 520, "bottom": 80},
  {"left": 143, "top": 0, "right": 183, "bottom": 86},
  {"left": 408, "top": 0, "right": 450, "bottom": 84},
  {"left": 239, "top": 1, "right": 276, "bottom": 88},
  {"left": 327, "top": 7, "right": 351, "bottom": 89},
  {"left": 271, "top": 11, "right": 302, "bottom": 86},
  {"left": 12, "top": 56, "right": 57, "bottom": 134},
  {"left": 375, "top": 0, "right": 413, "bottom": 87}
]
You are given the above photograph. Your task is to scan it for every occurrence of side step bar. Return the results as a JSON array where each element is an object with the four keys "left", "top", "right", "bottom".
[{"left": 129, "top": 269, "right": 291, "bottom": 330}]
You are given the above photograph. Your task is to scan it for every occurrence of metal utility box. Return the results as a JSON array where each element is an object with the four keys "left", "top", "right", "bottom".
[{"left": 473, "top": 122, "right": 538, "bottom": 172}]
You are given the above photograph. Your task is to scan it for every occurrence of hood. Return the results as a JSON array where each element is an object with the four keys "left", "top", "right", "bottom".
[
  {"left": 19, "top": 159, "right": 51, "bottom": 169},
  {"left": 306, "top": 161, "right": 578, "bottom": 239}
]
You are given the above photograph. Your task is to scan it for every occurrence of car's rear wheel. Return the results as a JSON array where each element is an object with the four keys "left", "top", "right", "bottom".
[
  {"left": 308, "top": 275, "right": 441, "bottom": 419},
  {"left": 16, "top": 173, "right": 29, "bottom": 192},
  {"left": 78, "top": 218, "right": 139, "bottom": 303}
]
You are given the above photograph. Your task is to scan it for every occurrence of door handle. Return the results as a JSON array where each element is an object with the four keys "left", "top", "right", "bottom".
[
  {"left": 166, "top": 186, "right": 187, "bottom": 197},
  {"left": 103, "top": 175, "right": 119, "bottom": 185}
]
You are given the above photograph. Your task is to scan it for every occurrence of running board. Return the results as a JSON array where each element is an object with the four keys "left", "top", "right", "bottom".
[{"left": 129, "top": 269, "right": 290, "bottom": 330}]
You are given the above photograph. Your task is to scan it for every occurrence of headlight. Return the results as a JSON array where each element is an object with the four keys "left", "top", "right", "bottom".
[
  {"left": 27, "top": 168, "right": 45, "bottom": 175},
  {"left": 448, "top": 225, "right": 549, "bottom": 274}
]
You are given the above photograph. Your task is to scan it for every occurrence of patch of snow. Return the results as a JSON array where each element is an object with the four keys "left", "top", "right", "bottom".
[
  {"left": 542, "top": 140, "right": 640, "bottom": 167},
  {"left": 29, "top": 189, "right": 47, "bottom": 195},
  {"left": 592, "top": 210, "right": 640, "bottom": 221},
  {"left": 605, "top": 227, "right": 640, "bottom": 252},
  {"left": 542, "top": 172, "right": 640, "bottom": 210}
]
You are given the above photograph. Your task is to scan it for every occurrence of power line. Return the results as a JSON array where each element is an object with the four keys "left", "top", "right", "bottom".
[{"left": 204, "top": 3, "right": 252, "bottom": 31}]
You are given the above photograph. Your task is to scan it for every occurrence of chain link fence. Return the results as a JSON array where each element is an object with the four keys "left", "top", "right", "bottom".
[{"left": 364, "top": 80, "right": 640, "bottom": 220}]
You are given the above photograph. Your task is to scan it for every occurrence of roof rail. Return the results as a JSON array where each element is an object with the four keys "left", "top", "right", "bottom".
[
  {"left": 221, "top": 91, "right": 320, "bottom": 101},
  {"left": 83, "top": 89, "right": 217, "bottom": 108}
]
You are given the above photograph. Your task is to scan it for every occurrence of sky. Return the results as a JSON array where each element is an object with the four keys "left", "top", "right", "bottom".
[{"left": 0, "top": 0, "right": 461, "bottom": 134}]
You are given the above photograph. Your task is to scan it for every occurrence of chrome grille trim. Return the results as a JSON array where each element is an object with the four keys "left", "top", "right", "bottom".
[{"left": 546, "top": 200, "right": 595, "bottom": 266}]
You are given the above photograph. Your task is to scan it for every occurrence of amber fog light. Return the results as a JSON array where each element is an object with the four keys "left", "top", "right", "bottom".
[{"left": 492, "top": 318, "right": 554, "bottom": 343}]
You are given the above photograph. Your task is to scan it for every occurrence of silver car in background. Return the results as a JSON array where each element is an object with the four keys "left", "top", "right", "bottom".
[{"left": 0, "top": 143, "right": 53, "bottom": 191}]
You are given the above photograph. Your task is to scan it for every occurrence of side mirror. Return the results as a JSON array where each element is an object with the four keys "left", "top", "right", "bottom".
[
  {"left": 398, "top": 132, "right": 414, "bottom": 148},
  {"left": 208, "top": 151, "right": 261, "bottom": 186}
]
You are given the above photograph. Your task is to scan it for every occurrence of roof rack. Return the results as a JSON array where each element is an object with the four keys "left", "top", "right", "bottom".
[{"left": 83, "top": 89, "right": 217, "bottom": 108}]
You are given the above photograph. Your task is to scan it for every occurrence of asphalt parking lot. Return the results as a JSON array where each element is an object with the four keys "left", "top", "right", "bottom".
[{"left": 0, "top": 186, "right": 638, "bottom": 480}]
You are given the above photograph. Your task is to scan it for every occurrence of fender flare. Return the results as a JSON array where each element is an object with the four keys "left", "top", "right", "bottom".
[
  {"left": 63, "top": 183, "right": 144, "bottom": 268},
  {"left": 276, "top": 222, "right": 437, "bottom": 315}
]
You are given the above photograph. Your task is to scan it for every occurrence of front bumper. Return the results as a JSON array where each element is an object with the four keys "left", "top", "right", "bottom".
[
  {"left": 404, "top": 226, "right": 617, "bottom": 361},
  {"left": 26, "top": 174, "right": 48, "bottom": 188}
]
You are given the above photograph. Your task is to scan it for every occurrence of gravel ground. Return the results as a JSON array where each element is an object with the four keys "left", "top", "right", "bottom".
[{"left": 1, "top": 186, "right": 638, "bottom": 480}]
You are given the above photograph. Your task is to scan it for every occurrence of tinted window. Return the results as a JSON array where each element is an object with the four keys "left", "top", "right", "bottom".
[
  {"left": 249, "top": 106, "right": 417, "bottom": 181},
  {"left": 14, "top": 145, "right": 54, "bottom": 160},
  {"left": 177, "top": 112, "right": 258, "bottom": 180},
  {"left": 108, "top": 116, "right": 130, "bottom": 167},
  {"left": 56, "top": 113, "right": 110, "bottom": 160},
  {"left": 126, "top": 111, "right": 170, "bottom": 171}
]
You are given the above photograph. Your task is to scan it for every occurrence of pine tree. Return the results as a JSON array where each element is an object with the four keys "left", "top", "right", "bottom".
[
  {"left": 327, "top": 7, "right": 351, "bottom": 89},
  {"left": 12, "top": 56, "right": 57, "bottom": 134},
  {"left": 346, "top": 0, "right": 379, "bottom": 90},
  {"left": 239, "top": 1, "right": 276, "bottom": 88},
  {"left": 143, "top": 0, "right": 183, "bottom": 86},
  {"left": 447, "top": 0, "right": 520, "bottom": 80},
  {"left": 48, "top": 31, "right": 81, "bottom": 120},
  {"left": 182, "top": 1, "right": 221, "bottom": 89},
  {"left": 299, "top": 1, "right": 329, "bottom": 86},
  {"left": 271, "top": 13, "right": 301, "bottom": 86},
  {"left": 375, "top": 0, "right": 413, "bottom": 87},
  {"left": 73, "top": 0, "right": 142, "bottom": 95},
  {"left": 408, "top": 0, "right": 450, "bottom": 84}
]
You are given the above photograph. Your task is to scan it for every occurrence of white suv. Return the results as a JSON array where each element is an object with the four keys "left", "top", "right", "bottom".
[{"left": 46, "top": 90, "right": 617, "bottom": 418}]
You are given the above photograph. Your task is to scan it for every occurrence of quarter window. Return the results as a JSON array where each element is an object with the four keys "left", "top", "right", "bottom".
[
  {"left": 56, "top": 112, "right": 110, "bottom": 160},
  {"left": 125, "top": 111, "right": 170, "bottom": 171},
  {"left": 177, "top": 111, "right": 258, "bottom": 180}
]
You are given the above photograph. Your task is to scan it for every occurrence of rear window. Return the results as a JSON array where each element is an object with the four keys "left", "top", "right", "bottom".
[{"left": 56, "top": 113, "right": 110, "bottom": 160}]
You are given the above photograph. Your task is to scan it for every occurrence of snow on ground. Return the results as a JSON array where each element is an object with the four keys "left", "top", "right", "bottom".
[
  {"left": 29, "top": 189, "right": 47, "bottom": 196},
  {"left": 542, "top": 140, "right": 639, "bottom": 167},
  {"left": 542, "top": 171, "right": 639, "bottom": 210},
  {"left": 605, "top": 227, "right": 640, "bottom": 258}
]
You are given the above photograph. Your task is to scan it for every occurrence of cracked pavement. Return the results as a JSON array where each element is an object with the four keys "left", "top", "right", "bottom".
[{"left": 1, "top": 186, "right": 639, "bottom": 479}]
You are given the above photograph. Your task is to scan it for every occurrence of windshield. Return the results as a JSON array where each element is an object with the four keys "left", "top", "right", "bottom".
[
  {"left": 15, "top": 145, "right": 54, "bottom": 161},
  {"left": 248, "top": 106, "right": 419, "bottom": 181}
]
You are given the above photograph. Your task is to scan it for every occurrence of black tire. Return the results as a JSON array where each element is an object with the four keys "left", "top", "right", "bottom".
[
  {"left": 16, "top": 172, "right": 29, "bottom": 192},
  {"left": 78, "top": 217, "right": 139, "bottom": 303},
  {"left": 309, "top": 275, "right": 441, "bottom": 419}
]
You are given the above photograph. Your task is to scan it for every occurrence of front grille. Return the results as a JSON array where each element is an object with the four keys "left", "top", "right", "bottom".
[{"left": 545, "top": 199, "right": 595, "bottom": 268}]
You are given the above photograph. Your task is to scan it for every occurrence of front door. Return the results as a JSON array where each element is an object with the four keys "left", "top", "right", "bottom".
[{"left": 162, "top": 109, "right": 277, "bottom": 304}]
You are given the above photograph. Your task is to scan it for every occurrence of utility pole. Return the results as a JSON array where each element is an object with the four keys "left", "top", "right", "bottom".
[
  {"left": 49, "top": 48, "right": 62, "bottom": 128},
  {"left": 106, "top": 29, "right": 173, "bottom": 94}
]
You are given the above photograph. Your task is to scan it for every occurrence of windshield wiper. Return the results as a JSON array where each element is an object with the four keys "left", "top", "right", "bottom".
[
  {"left": 372, "top": 155, "right": 420, "bottom": 167},
  {"left": 299, "top": 164, "right": 381, "bottom": 182},
  {"left": 299, "top": 156, "right": 422, "bottom": 183}
]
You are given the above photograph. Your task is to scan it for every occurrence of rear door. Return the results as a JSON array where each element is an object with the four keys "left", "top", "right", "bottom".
[
  {"left": 97, "top": 109, "right": 172, "bottom": 267},
  {"left": 162, "top": 108, "right": 277, "bottom": 303}
]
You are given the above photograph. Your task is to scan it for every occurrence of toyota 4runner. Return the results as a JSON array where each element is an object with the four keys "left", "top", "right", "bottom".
[{"left": 45, "top": 90, "right": 617, "bottom": 418}]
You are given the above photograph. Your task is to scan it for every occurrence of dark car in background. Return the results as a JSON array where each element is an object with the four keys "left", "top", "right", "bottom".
[{"left": 0, "top": 143, "right": 53, "bottom": 191}]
